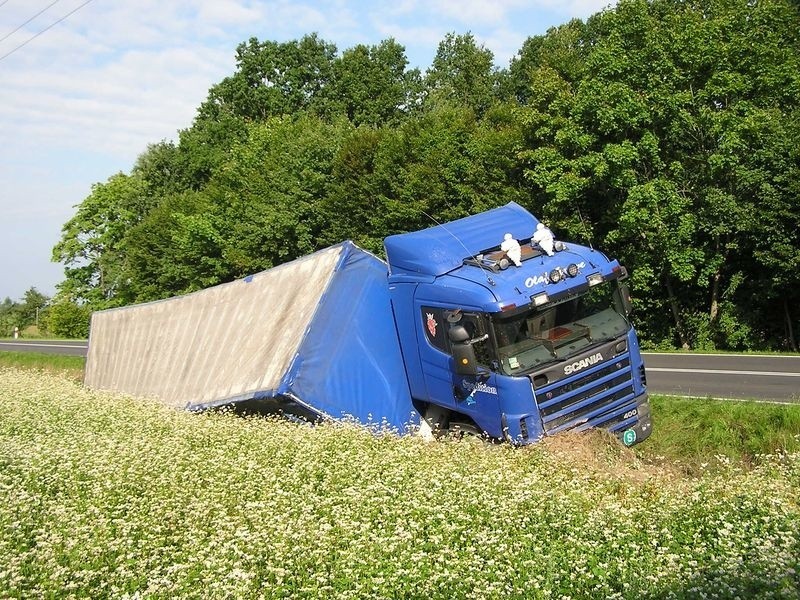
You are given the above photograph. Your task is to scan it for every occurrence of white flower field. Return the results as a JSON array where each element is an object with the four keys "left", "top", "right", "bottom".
[{"left": 0, "top": 367, "right": 798, "bottom": 599}]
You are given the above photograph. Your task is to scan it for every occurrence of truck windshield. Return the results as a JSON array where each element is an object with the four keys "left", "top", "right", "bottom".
[{"left": 492, "top": 282, "right": 630, "bottom": 375}]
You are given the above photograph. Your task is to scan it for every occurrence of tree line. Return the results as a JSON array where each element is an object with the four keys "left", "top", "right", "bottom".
[
  {"left": 1, "top": 288, "right": 90, "bottom": 339},
  {"left": 52, "top": 0, "right": 800, "bottom": 351}
]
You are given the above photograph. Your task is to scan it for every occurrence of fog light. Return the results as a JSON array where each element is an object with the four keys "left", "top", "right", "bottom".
[
  {"left": 549, "top": 268, "right": 563, "bottom": 283},
  {"left": 566, "top": 263, "right": 579, "bottom": 277}
]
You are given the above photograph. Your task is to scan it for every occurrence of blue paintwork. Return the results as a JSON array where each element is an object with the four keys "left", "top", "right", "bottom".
[
  {"left": 385, "top": 202, "right": 650, "bottom": 445},
  {"left": 279, "top": 242, "right": 420, "bottom": 432},
  {"left": 387, "top": 203, "right": 621, "bottom": 314},
  {"left": 385, "top": 202, "right": 540, "bottom": 277},
  {"left": 212, "top": 202, "right": 650, "bottom": 446}
]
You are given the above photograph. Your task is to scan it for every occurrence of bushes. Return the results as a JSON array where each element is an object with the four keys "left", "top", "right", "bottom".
[{"left": 46, "top": 302, "right": 91, "bottom": 339}]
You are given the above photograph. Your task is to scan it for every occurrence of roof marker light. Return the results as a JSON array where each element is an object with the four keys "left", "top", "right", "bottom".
[
  {"left": 532, "top": 292, "right": 549, "bottom": 307},
  {"left": 587, "top": 273, "right": 604, "bottom": 286}
]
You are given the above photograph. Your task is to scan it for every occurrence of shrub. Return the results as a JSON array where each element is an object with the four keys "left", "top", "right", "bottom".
[{"left": 46, "top": 301, "right": 91, "bottom": 338}]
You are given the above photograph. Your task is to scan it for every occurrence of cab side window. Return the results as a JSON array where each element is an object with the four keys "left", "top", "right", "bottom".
[
  {"left": 421, "top": 307, "right": 492, "bottom": 367},
  {"left": 421, "top": 307, "right": 449, "bottom": 352}
]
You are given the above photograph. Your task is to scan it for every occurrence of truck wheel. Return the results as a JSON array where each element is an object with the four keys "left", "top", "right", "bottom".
[
  {"left": 447, "top": 420, "right": 484, "bottom": 440},
  {"left": 418, "top": 404, "right": 450, "bottom": 441}
]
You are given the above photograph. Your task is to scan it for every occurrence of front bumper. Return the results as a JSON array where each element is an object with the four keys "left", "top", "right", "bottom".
[{"left": 615, "top": 393, "right": 652, "bottom": 446}]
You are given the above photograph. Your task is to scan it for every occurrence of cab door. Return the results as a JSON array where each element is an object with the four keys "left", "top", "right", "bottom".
[{"left": 417, "top": 305, "right": 501, "bottom": 432}]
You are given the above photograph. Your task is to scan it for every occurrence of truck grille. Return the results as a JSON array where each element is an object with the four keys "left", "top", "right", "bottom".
[{"left": 533, "top": 356, "right": 636, "bottom": 434}]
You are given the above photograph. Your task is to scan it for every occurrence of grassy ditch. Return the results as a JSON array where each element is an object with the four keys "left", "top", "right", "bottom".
[
  {"left": 1, "top": 366, "right": 798, "bottom": 599},
  {"left": 639, "top": 395, "right": 800, "bottom": 474}
]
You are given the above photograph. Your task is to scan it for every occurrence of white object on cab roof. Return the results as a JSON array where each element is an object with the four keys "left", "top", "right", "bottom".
[{"left": 500, "top": 233, "right": 522, "bottom": 267}]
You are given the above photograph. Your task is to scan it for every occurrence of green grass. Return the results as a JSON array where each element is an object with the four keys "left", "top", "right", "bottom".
[
  {"left": 0, "top": 367, "right": 799, "bottom": 599},
  {"left": 0, "top": 351, "right": 85, "bottom": 380},
  {"left": 638, "top": 395, "right": 800, "bottom": 474}
]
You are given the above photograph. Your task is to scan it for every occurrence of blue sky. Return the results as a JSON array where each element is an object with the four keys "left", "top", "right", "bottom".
[{"left": 0, "top": 0, "right": 614, "bottom": 302}]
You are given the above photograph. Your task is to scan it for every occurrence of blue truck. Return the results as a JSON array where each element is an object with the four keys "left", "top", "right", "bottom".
[{"left": 85, "top": 202, "right": 651, "bottom": 446}]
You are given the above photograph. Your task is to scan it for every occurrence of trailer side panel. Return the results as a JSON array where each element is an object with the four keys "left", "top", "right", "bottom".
[{"left": 85, "top": 246, "right": 344, "bottom": 408}]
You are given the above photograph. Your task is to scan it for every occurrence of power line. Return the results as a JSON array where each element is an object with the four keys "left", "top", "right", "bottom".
[
  {"left": 0, "top": 0, "right": 94, "bottom": 63},
  {"left": 0, "top": 1, "right": 11, "bottom": 8},
  {"left": 0, "top": 0, "right": 62, "bottom": 44}
]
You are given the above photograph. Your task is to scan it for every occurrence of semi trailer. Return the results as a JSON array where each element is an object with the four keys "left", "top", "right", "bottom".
[{"left": 85, "top": 202, "right": 652, "bottom": 445}]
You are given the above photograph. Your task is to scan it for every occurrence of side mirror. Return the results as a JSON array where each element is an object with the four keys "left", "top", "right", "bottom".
[
  {"left": 619, "top": 283, "right": 633, "bottom": 316},
  {"left": 449, "top": 325, "right": 478, "bottom": 375},
  {"left": 452, "top": 343, "right": 479, "bottom": 376},
  {"left": 448, "top": 325, "right": 470, "bottom": 343}
]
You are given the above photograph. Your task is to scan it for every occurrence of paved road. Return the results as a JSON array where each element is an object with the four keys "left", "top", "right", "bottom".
[
  {"left": 643, "top": 352, "right": 800, "bottom": 403},
  {"left": 0, "top": 339, "right": 88, "bottom": 357},
  {"left": 1, "top": 341, "right": 798, "bottom": 402}
]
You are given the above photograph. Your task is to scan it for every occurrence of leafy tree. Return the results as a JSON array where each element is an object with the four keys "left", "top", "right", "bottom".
[
  {"left": 132, "top": 141, "right": 188, "bottom": 197},
  {"left": 204, "top": 115, "right": 352, "bottom": 277},
  {"left": 509, "top": 19, "right": 589, "bottom": 104},
  {"left": 0, "top": 289, "right": 50, "bottom": 336},
  {"left": 0, "top": 297, "right": 21, "bottom": 337},
  {"left": 424, "top": 33, "right": 498, "bottom": 116},
  {"left": 47, "top": 301, "right": 91, "bottom": 339},
  {"left": 51, "top": 20, "right": 800, "bottom": 351},
  {"left": 52, "top": 173, "right": 148, "bottom": 306},
  {"left": 325, "top": 39, "right": 423, "bottom": 126},
  {"left": 205, "top": 34, "right": 338, "bottom": 122},
  {"left": 19, "top": 288, "right": 49, "bottom": 329},
  {"left": 121, "top": 190, "right": 224, "bottom": 300},
  {"left": 518, "top": 0, "right": 800, "bottom": 349},
  {"left": 177, "top": 107, "right": 248, "bottom": 189},
  {"left": 322, "top": 103, "right": 526, "bottom": 254}
]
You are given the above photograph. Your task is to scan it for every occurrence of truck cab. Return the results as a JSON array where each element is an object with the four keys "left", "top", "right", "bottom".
[{"left": 385, "top": 202, "right": 652, "bottom": 446}]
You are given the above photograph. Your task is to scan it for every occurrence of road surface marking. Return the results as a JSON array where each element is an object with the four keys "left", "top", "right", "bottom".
[{"left": 648, "top": 367, "right": 800, "bottom": 377}]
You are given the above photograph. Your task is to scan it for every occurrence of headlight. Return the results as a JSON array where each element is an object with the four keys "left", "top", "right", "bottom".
[
  {"left": 549, "top": 268, "right": 563, "bottom": 283},
  {"left": 566, "top": 263, "right": 579, "bottom": 277}
]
